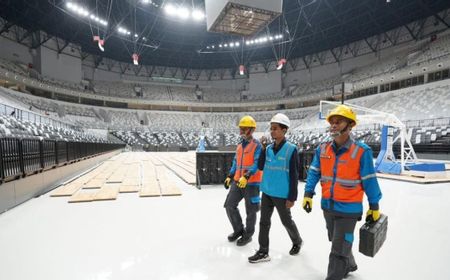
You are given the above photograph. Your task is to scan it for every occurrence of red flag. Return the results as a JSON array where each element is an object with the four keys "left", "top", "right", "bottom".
[
  {"left": 132, "top": 53, "right": 139, "bottom": 65},
  {"left": 239, "top": 65, "right": 245, "bottom": 75},
  {"left": 93, "top": 36, "right": 104, "bottom": 52}
]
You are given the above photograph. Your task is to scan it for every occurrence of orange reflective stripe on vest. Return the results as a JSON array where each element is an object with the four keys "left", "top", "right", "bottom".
[
  {"left": 234, "top": 140, "right": 263, "bottom": 183},
  {"left": 319, "top": 142, "right": 364, "bottom": 203}
]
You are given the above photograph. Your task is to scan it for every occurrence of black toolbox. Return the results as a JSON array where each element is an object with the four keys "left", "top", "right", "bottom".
[{"left": 359, "top": 214, "right": 388, "bottom": 257}]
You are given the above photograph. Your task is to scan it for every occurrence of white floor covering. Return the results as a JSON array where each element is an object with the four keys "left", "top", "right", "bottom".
[{"left": 0, "top": 163, "right": 449, "bottom": 280}]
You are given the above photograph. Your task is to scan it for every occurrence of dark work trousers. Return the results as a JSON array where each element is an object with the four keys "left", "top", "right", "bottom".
[
  {"left": 224, "top": 181, "right": 260, "bottom": 237},
  {"left": 258, "top": 193, "right": 302, "bottom": 253},
  {"left": 323, "top": 211, "right": 358, "bottom": 280}
]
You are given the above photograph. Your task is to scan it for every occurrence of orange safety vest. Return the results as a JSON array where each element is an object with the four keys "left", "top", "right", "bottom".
[
  {"left": 319, "top": 142, "right": 364, "bottom": 204},
  {"left": 234, "top": 139, "right": 263, "bottom": 184}
]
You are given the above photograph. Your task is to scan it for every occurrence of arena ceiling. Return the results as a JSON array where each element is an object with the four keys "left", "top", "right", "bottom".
[{"left": 1, "top": 0, "right": 450, "bottom": 70}]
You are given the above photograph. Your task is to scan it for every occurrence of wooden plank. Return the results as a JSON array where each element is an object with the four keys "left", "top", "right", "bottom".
[
  {"left": 150, "top": 157, "right": 164, "bottom": 166},
  {"left": 160, "top": 180, "right": 182, "bottom": 196},
  {"left": 50, "top": 182, "right": 84, "bottom": 197},
  {"left": 140, "top": 182, "right": 161, "bottom": 197},
  {"left": 83, "top": 179, "right": 105, "bottom": 189},
  {"left": 106, "top": 174, "right": 124, "bottom": 183},
  {"left": 162, "top": 161, "right": 196, "bottom": 184},
  {"left": 377, "top": 172, "right": 450, "bottom": 184},
  {"left": 119, "top": 184, "right": 141, "bottom": 193},
  {"left": 124, "top": 172, "right": 140, "bottom": 179},
  {"left": 166, "top": 158, "right": 195, "bottom": 175},
  {"left": 142, "top": 178, "right": 157, "bottom": 186},
  {"left": 93, "top": 184, "right": 120, "bottom": 201},
  {"left": 94, "top": 173, "right": 112, "bottom": 179},
  {"left": 68, "top": 191, "right": 95, "bottom": 203},
  {"left": 156, "top": 166, "right": 168, "bottom": 180},
  {"left": 122, "top": 178, "right": 140, "bottom": 186}
]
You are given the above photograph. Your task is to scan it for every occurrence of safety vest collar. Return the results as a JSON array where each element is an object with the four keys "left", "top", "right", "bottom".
[
  {"left": 331, "top": 137, "right": 354, "bottom": 155},
  {"left": 239, "top": 137, "right": 254, "bottom": 146}
]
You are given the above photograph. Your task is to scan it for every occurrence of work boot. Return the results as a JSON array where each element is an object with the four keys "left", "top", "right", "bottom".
[
  {"left": 344, "top": 265, "right": 358, "bottom": 278},
  {"left": 236, "top": 234, "right": 252, "bottom": 246},
  {"left": 227, "top": 230, "right": 243, "bottom": 242},
  {"left": 248, "top": 250, "right": 270, "bottom": 263},
  {"left": 289, "top": 242, "right": 302, "bottom": 255}
]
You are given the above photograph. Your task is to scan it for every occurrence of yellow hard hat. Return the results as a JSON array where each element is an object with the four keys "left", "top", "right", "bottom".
[
  {"left": 239, "top": 115, "right": 256, "bottom": 128},
  {"left": 326, "top": 105, "right": 357, "bottom": 127}
]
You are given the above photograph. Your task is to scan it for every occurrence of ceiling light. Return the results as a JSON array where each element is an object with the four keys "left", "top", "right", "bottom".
[
  {"left": 177, "top": 7, "right": 190, "bottom": 19},
  {"left": 192, "top": 10, "right": 205, "bottom": 21},
  {"left": 164, "top": 4, "right": 177, "bottom": 16},
  {"left": 235, "top": 42, "right": 240, "bottom": 47}
]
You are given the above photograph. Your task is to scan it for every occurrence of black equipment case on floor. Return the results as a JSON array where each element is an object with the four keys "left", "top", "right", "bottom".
[
  {"left": 196, "top": 151, "right": 235, "bottom": 188},
  {"left": 359, "top": 214, "right": 388, "bottom": 257}
]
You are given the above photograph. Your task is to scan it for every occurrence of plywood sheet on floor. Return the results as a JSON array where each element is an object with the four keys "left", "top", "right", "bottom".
[
  {"left": 157, "top": 159, "right": 195, "bottom": 184},
  {"left": 83, "top": 179, "right": 105, "bottom": 189},
  {"left": 93, "top": 184, "right": 120, "bottom": 201},
  {"left": 68, "top": 191, "right": 95, "bottom": 203},
  {"left": 50, "top": 182, "right": 84, "bottom": 197},
  {"left": 119, "top": 184, "right": 141, "bottom": 193},
  {"left": 140, "top": 182, "right": 161, "bottom": 197},
  {"left": 51, "top": 152, "right": 192, "bottom": 202},
  {"left": 160, "top": 180, "right": 182, "bottom": 196},
  {"left": 377, "top": 172, "right": 450, "bottom": 184}
]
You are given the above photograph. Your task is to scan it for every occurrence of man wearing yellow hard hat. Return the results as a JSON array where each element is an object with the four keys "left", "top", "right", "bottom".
[
  {"left": 302, "top": 104, "right": 383, "bottom": 280},
  {"left": 223, "top": 115, "right": 263, "bottom": 246}
]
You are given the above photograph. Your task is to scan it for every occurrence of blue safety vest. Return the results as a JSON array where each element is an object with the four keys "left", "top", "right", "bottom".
[{"left": 261, "top": 141, "right": 295, "bottom": 199}]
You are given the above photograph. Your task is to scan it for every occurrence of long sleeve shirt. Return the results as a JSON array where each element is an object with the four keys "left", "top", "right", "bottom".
[
  {"left": 258, "top": 138, "right": 299, "bottom": 202},
  {"left": 304, "top": 138, "right": 382, "bottom": 210}
]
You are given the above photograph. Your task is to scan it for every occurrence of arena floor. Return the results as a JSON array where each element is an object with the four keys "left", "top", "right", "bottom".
[{"left": 0, "top": 152, "right": 449, "bottom": 280}]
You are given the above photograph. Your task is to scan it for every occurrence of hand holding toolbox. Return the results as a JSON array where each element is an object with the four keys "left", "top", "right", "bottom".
[{"left": 359, "top": 214, "right": 388, "bottom": 257}]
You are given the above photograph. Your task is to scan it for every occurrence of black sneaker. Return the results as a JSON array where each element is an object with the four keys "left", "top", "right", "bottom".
[
  {"left": 227, "top": 230, "right": 243, "bottom": 242},
  {"left": 344, "top": 265, "right": 358, "bottom": 278},
  {"left": 289, "top": 243, "right": 302, "bottom": 255},
  {"left": 236, "top": 235, "right": 252, "bottom": 246},
  {"left": 248, "top": 251, "right": 270, "bottom": 263}
]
